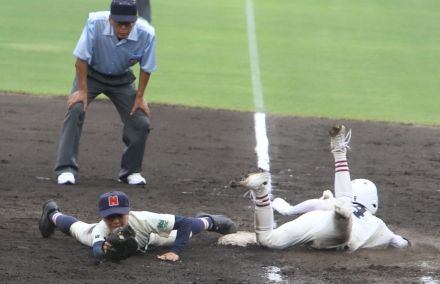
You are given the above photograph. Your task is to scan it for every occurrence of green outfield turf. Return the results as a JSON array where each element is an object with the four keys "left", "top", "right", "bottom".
[{"left": 0, "top": 0, "right": 439, "bottom": 125}]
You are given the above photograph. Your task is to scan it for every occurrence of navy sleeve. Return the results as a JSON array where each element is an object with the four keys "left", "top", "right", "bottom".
[
  {"left": 170, "top": 216, "right": 192, "bottom": 255},
  {"left": 93, "top": 240, "right": 106, "bottom": 259}
]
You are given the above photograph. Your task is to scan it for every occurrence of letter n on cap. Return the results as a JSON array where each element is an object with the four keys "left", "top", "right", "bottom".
[{"left": 108, "top": 195, "right": 119, "bottom": 207}]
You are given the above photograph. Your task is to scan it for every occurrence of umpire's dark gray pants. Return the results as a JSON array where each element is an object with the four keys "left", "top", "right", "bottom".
[
  {"left": 137, "top": 0, "right": 152, "bottom": 23},
  {"left": 54, "top": 73, "right": 150, "bottom": 179}
]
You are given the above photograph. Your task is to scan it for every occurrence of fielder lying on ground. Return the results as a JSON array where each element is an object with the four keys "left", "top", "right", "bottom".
[
  {"left": 229, "top": 125, "right": 410, "bottom": 250},
  {"left": 39, "top": 191, "right": 237, "bottom": 262}
]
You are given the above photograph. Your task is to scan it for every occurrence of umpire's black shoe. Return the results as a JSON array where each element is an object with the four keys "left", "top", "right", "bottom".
[
  {"left": 38, "top": 200, "right": 59, "bottom": 238},
  {"left": 196, "top": 212, "right": 238, "bottom": 235}
]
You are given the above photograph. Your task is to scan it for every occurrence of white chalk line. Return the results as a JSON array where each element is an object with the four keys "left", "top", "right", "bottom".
[{"left": 246, "top": 0, "right": 271, "bottom": 176}]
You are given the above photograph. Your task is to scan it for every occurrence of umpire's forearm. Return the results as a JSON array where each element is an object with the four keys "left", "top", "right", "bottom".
[
  {"left": 136, "top": 70, "right": 151, "bottom": 98},
  {"left": 75, "top": 58, "right": 88, "bottom": 93}
]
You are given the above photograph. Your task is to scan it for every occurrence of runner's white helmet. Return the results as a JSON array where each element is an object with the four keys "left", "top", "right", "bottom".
[{"left": 351, "top": 179, "right": 378, "bottom": 215}]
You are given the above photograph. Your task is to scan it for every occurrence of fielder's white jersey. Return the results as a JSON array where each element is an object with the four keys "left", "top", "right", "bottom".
[
  {"left": 344, "top": 203, "right": 397, "bottom": 251},
  {"left": 88, "top": 211, "right": 175, "bottom": 249},
  {"left": 128, "top": 211, "right": 175, "bottom": 249}
]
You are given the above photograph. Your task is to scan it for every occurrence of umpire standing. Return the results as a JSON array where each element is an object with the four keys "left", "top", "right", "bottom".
[{"left": 54, "top": 0, "right": 156, "bottom": 185}]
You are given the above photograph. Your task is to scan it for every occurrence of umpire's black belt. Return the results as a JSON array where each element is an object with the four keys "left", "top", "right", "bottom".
[{"left": 88, "top": 66, "right": 136, "bottom": 86}]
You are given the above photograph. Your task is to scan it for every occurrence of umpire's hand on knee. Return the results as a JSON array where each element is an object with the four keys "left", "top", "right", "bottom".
[
  {"left": 68, "top": 90, "right": 88, "bottom": 111},
  {"left": 130, "top": 97, "right": 150, "bottom": 116}
]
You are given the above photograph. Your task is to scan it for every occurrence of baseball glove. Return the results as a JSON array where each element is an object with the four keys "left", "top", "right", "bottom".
[{"left": 104, "top": 225, "right": 138, "bottom": 261}]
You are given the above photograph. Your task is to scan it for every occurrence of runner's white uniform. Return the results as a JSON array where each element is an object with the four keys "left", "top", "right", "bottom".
[
  {"left": 346, "top": 203, "right": 407, "bottom": 250},
  {"left": 258, "top": 197, "right": 408, "bottom": 250}
]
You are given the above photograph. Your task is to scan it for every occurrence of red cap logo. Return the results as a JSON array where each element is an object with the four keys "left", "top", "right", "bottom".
[{"left": 108, "top": 195, "right": 119, "bottom": 207}]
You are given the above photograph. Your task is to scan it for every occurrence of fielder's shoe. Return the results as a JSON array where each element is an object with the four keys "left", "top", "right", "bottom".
[
  {"left": 329, "top": 125, "right": 351, "bottom": 154},
  {"left": 38, "top": 200, "right": 59, "bottom": 238},
  {"left": 57, "top": 172, "right": 75, "bottom": 185},
  {"left": 119, "top": 173, "right": 146, "bottom": 185},
  {"left": 238, "top": 172, "right": 271, "bottom": 197},
  {"left": 196, "top": 212, "right": 238, "bottom": 235}
]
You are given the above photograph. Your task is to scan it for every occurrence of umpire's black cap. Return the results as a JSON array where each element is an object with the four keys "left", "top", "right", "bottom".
[{"left": 110, "top": 0, "right": 137, "bottom": 23}]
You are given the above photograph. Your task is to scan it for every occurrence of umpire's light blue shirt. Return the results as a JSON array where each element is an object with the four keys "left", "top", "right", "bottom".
[{"left": 74, "top": 11, "right": 157, "bottom": 75}]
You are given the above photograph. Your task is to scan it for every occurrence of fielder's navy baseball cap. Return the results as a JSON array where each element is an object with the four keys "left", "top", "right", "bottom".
[
  {"left": 98, "top": 191, "right": 130, "bottom": 218},
  {"left": 110, "top": 0, "right": 137, "bottom": 23}
]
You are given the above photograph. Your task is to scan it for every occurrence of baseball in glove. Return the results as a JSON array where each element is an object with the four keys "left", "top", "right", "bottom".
[{"left": 104, "top": 225, "right": 138, "bottom": 261}]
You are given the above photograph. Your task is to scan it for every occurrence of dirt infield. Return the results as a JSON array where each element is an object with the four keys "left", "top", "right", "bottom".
[{"left": 0, "top": 93, "right": 439, "bottom": 283}]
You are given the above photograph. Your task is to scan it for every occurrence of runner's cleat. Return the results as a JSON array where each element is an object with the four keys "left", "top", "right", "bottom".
[{"left": 329, "top": 125, "right": 351, "bottom": 154}]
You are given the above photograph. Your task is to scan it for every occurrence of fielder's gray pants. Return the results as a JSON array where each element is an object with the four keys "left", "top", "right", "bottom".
[{"left": 54, "top": 73, "right": 150, "bottom": 180}]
